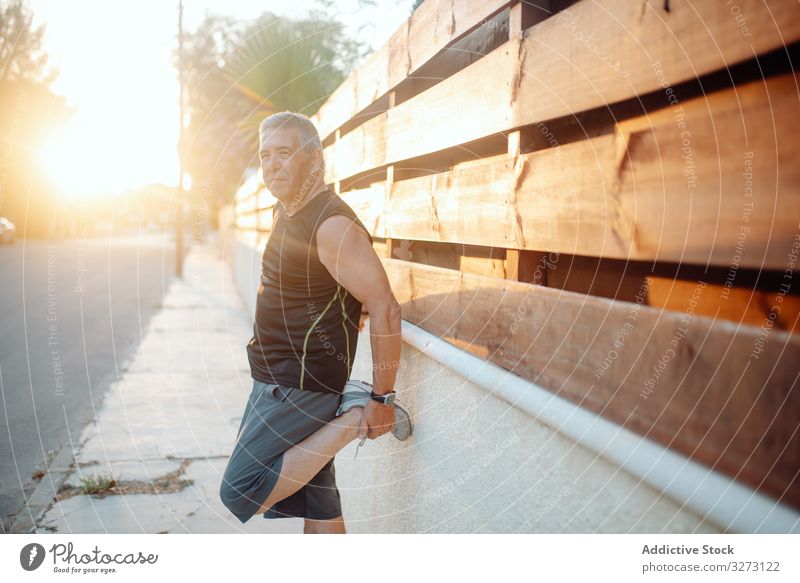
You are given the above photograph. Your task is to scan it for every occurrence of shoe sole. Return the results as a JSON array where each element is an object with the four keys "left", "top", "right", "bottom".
[{"left": 392, "top": 402, "right": 413, "bottom": 441}]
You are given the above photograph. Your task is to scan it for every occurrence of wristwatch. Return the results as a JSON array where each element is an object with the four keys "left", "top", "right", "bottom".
[{"left": 370, "top": 390, "right": 396, "bottom": 406}]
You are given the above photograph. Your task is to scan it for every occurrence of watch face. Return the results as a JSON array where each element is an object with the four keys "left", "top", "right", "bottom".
[{"left": 371, "top": 392, "right": 396, "bottom": 405}]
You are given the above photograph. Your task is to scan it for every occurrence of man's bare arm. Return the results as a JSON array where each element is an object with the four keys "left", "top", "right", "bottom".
[{"left": 317, "top": 215, "right": 402, "bottom": 438}]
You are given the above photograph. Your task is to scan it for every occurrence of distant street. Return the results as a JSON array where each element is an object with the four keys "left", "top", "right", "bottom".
[{"left": 0, "top": 235, "right": 177, "bottom": 532}]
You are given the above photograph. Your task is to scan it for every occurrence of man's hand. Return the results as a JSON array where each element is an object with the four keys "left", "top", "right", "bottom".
[{"left": 358, "top": 400, "right": 394, "bottom": 440}]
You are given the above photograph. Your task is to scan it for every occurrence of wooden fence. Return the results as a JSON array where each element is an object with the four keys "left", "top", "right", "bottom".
[{"left": 232, "top": 0, "right": 800, "bottom": 510}]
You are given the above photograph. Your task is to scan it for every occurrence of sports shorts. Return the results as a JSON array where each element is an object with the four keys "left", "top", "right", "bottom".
[{"left": 219, "top": 380, "right": 343, "bottom": 523}]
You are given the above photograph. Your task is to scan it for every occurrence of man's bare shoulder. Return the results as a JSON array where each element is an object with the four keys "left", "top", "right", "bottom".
[{"left": 316, "top": 215, "right": 391, "bottom": 308}]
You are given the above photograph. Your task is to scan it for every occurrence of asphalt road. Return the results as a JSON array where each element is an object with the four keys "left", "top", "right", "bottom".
[{"left": 0, "top": 235, "right": 177, "bottom": 532}]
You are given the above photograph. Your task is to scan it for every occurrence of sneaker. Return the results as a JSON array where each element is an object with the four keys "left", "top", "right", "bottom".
[
  {"left": 335, "top": 379, "right": 374, "bottom": 417},
  {"left": 336, "top": 379, "right": 413, "bottom": 442}
]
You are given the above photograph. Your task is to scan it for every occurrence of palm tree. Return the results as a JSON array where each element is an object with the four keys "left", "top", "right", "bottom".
[{"left": 181, "top": 10, "right": 366, "bottom": 204}]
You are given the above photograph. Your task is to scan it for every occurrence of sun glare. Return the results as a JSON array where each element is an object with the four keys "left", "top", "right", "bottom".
[
  {"left": 38, "top": 115, "right": 178, "bottom": 201},
  {"left": 38, "top": 122, "right": 101, "bottom": 200}
]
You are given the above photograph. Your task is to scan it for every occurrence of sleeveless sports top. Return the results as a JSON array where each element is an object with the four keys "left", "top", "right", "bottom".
[{"left": 247, "top": 186, "right": 373, "bottom": 394}]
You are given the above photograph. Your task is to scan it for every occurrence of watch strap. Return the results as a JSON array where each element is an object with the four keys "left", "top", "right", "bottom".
[{"left": 369, "top": 390, "right": 395, "bottom": 404}]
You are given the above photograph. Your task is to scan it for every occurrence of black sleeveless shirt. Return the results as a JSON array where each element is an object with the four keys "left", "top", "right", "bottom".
[{"left": 247, "top": 187, "right": 373, "bottom": 394}]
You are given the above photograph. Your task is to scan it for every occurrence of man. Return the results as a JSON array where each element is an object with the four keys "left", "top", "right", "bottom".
[{"left": 220, "top": 112, "right": 412, "bottom": 534}]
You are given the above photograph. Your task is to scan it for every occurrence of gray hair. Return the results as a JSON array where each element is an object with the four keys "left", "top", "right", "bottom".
[{"left": 259, "top": 111, "right": 323, "bottom": 157}]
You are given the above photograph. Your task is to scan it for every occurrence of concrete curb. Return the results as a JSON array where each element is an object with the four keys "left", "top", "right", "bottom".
[
  {"left": 10, "top": 445, "right": 76, "bottom": 533},
  {"left": 6, "top": 243, "right": 306, "bottom": 534}
]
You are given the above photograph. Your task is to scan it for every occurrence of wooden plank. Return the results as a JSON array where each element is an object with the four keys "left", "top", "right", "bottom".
[
  {"left": 256, "top": 209, "right": 273, "bottom": 232},
  {"left": 256, "top": 231, "right": 269, "bottom": 251},
  {"left": 647, "top": 277, "right": 800, "bottom": 335},
  {"left": 387, "top": 151, "right": 512, "bottom": 244},
  {"left": 461, "top": 252, "right": 507, "bottom": 278},
  {"left": 383, "top": 125, "right": 396, "bottom": 260},
  {"left": 541, "top": 253, "right": 800, "bottom": 333},
  {"left": 387, "top": 0, "right": 512, "bottom": 90},
  {"left": 508, "top": 250, "right": 553, "bottom": 285},
  {"left": 235, "top": 174, "right": 261, "bottom": 201},
  {"left": 380, "top": 74, "right": 800, "bottom": 269},
  {"left": 235, "top": 213, "right": 258, "bottom": 230},
  {"left": 393, "top": 9, "right": 511, "bottom": 106},
  {"left": 235, "top": 228, "right": 258, "bottom": 247},
  {"left": 333, "top": 130, "right": 341, "bottom": 194},
  {"left": 322, "top": 0, "right": 800, "bottom": 183},
  {"left": 312, "top": 0, "right": 514, "bottom": 141},
  {"left": 505, "top": 249, "right": 522, "bottom": 280},
  {"left": 383, "top": 256, "right": 800, "bottom": 507},
  {"left": 339, "top": 184, "right": 387, "bottom": 239},
  {"left": 235, "top": 194, "right": 257, "bottom": 215},
  {"left": 256, "top": 188, "right": 278, "bottom": 211},
  {"left": 324, "top": 34, "right": 513, "bottom": 182},
  {"left": 546, "top": 254, "right": 648, "bottom": 303},
  {"left": 398, "top": 240, "right": 459, "bottom": 270},
  {"left": 324, "top": 117, "right": 387, "bottom": 186},
  {"left": 372, "top": 238, "right": 389, "bottom": 257},
  {"left": 398, "top": 240, "right": 508, "bottom": 278},
  {"left": 505, "top": 1, "right": 546, "bottom": 283},
  {"left": 516, "top": 0, "right": 799, "bottom": 128},
  {"left": 509, "top": 0, "right": 548, "bottom": 38}
]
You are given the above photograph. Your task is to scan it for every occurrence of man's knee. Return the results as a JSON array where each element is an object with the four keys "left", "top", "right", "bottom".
[
  {"left": 219, "top": 478, "right": 251, "bottom": 523},
  {"left": 219, "top": 455, "right": 283, "bottom": 522},
  {"left": 220, "top": 472, "right": 275, "bottom": 524}
]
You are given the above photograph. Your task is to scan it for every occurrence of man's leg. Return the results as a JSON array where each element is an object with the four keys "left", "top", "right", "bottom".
[
  {"left": 304, "top": 515, "right": 346, "bottom": 534},
  {"left": 256, "top": 407, "right": 362, "bottom": 513}
]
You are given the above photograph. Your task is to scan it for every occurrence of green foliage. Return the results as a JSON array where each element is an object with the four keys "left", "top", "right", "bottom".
[
  {"left": 179, "top": 7, "right": 368, "bottom": 205},
  {"left": 225, "top": 12, "right": 365, "bottom": 116},
  {"left": 79, "top": 475, "right": 117, "bottom": 496},
  {"left": 0, "top": 0, "right": 56, "bottom": 84}
]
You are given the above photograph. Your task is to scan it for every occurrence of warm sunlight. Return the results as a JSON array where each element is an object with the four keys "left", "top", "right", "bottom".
[
  {"left": 38, "top": 115, "right": 177, "bottom": 200},
  {"left": 20, "top": 0, "right": 414, "bottom": 205}
]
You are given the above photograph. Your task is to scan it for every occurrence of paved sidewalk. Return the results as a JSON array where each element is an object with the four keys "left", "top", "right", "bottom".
[{"left": 13, "top": 242, "right": 303, "bottom": 533}]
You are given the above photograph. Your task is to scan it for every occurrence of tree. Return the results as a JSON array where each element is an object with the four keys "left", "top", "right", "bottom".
[
  {"left": 0, "top": 0, "right": 71, "bottom": 236},
  {"left": 179, "top": 14, "right": 248, "bottom": 205},
  {"left": 179, "top": 8, "right": 368, "bottom": 207},
  {"left": 0, "top": 0, "right": 55, "bottom": 84},
  {"left": 226, "top": 12, "right": 364, "bottom": 116}
]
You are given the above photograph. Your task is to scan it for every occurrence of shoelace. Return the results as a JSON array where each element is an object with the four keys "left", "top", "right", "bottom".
[
  {"left": 353, "top": 404, "right": 369, "bottom": 459},
  {"left": 353, "top": 434, "right": 367, "bottom": 459}
]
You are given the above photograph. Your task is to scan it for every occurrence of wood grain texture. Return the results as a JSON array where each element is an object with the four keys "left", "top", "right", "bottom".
[
  {"left": 339, "top": 184, "right": 387, "bottom": 238},
  {"left": 378, "top": 74, "right": 800, "bottom": 269},
  {"left": 383, "top": 256, "right": 800, "bottom": 507},
  {"left": 321, "top": 0, "right": 800, "bottom": 183},
  {"left": 312, "top": 0, "right": 514, "bottom": 141},
  {"left": 646, "top": 277, "right": 800, "bottom": 335}
]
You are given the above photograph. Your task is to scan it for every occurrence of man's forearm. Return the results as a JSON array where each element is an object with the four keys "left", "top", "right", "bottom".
[{"left": 367, "top": 301, "right": 402, "bottom": 394}]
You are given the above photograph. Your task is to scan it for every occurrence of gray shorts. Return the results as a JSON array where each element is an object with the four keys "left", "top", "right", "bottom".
[{"left": 219, "top": 380, "right": 343, "bottom": 523}]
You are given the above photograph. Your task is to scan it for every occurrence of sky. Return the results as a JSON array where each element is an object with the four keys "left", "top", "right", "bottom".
[{"left": 28, "top": 0, "right": 416, "bottom": 198}]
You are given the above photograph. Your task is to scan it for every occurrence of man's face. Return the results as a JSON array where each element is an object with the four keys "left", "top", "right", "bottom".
[{"left": 259, "top": 127, "right": 320, "bottom": 205}]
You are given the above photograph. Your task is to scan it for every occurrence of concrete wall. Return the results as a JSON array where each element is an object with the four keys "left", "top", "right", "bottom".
[
  {"left": 229, "top": 236, "right": 721, "bottom": 533},
  {"left": 336, "top": 327, "right": 719, "bottom": 533},
  {"left": 233, "top": 232, "right": 261, "bottom": 318}
]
